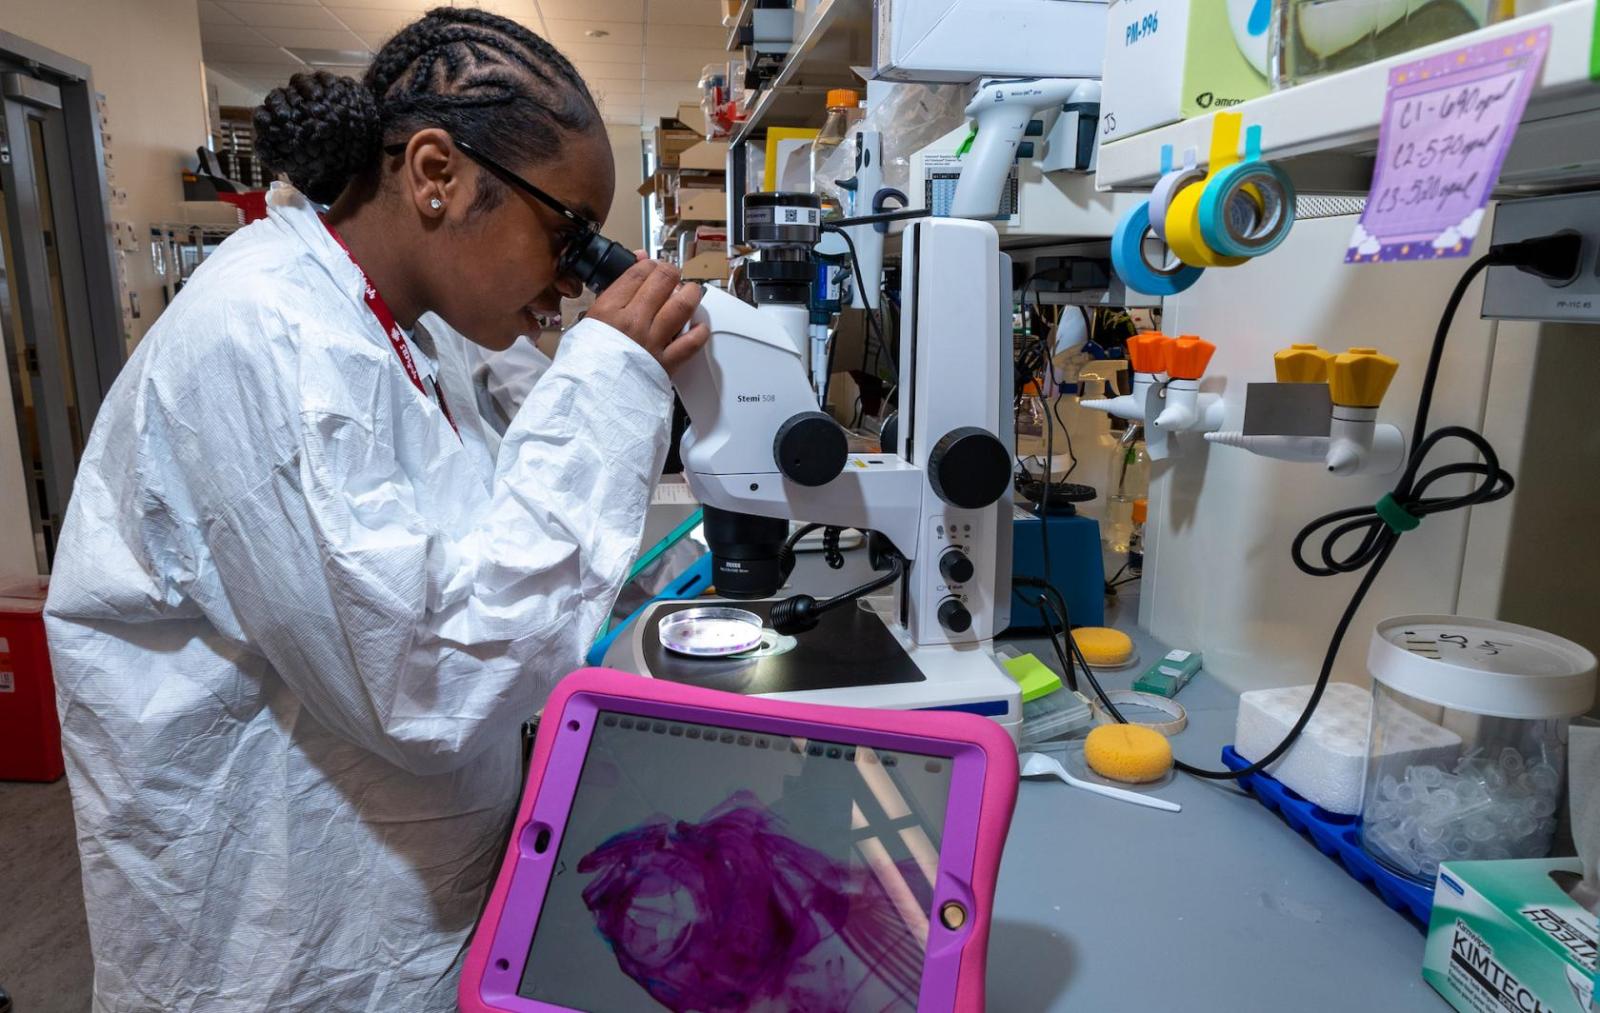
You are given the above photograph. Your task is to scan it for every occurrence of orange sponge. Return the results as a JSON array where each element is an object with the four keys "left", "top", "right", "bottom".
[{"left": 1084, "top": 724, "right": 1174, "bottom": 784}]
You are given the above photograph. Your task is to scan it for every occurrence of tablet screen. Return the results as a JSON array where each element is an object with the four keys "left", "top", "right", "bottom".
[{"left": 517, "top": 710, "right": 954, "bottom": 1012}]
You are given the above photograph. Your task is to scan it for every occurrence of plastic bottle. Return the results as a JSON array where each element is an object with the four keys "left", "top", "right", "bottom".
[
  {"left": 810, "top": 89, "right": 859, "bottom": 218},
  {"left": 1129, "top": 498, "right": 1147, "bottom": 574},
  {"left": 1102, "top": 424, "right": 1150, "bottom": 553}
]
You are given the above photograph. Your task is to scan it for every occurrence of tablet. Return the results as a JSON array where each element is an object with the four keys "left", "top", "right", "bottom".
[{"left": 461, "top": 668, "right": 1019, "bottom": 1013}]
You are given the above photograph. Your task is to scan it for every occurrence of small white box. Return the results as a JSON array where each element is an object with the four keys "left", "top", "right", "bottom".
[
  {"left": 1099, "top": 0, "right": 1270, "bottom": 142},
  {"left": 873, "top": 0, "right": 1108, "bottom": 83}
]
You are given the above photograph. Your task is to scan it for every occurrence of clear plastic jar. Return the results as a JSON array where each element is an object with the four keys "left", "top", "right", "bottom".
[{"left": 1360, "top": 616, "right": 1596, "bottom": 883}]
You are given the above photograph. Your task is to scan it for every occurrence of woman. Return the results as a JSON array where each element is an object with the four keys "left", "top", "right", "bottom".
[{"left": 43, "top": 9, "right": 706, "bottom": 1011}]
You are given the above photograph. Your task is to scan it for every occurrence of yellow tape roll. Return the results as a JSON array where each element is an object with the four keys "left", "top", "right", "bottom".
[
  {"left": 1162, "top": 112, "right": 1249, "bottom": 269},
  {"left": 1165, "top": 184, "right": 1247, "bottom": 268}
]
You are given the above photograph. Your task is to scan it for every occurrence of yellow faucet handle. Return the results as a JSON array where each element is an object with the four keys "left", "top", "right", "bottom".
[
  {"left": 1329, "top": 347, "right": 1399, "bottom": 408},
  {"left": 1273, "top": 343, "right": 1334, "bottom": 383}
]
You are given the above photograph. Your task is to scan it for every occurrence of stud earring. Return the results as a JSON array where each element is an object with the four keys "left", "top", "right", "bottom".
[{"left": 430, "top": 197, "right": 443, "bottom": 210}]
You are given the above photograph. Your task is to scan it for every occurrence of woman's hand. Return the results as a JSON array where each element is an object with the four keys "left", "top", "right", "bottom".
[{"left": 587, "top": 257, "right": 710, "bottom": 376}]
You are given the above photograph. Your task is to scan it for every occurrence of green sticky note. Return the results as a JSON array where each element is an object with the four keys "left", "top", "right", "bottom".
[
  {"left": 1002, "top": 653, "right": 1063, "bottom": 703},
  {"left": 1591, "top": 4, "right": 1600, "bottom": 80}
]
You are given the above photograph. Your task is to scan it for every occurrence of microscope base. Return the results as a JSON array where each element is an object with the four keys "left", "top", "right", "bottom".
[{"left": 606, "top": 598, "right": 1023, "bottom": 742}]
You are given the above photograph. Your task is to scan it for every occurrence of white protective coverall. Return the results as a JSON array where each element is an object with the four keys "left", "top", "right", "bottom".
[{"left": 44, "top": 184, "right": 672, "bottom": 1011}]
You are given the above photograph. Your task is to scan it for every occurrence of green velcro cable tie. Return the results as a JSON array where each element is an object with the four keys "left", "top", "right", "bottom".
[{"left": 1375, "top": 494, "right": 1421, "bottom": 533}]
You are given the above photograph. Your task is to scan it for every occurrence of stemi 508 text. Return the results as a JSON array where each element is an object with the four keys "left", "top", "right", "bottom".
[{"left": 736, "top": 394, "right": 777, "bottom": 404}]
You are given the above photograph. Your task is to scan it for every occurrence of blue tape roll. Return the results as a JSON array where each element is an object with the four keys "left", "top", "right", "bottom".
[
  {"left": 1197, "top": 160, "right": 1296, "bottom": 260},
  {"left": 1111, "top": 200, "right": 1204, "bottom": 297}
]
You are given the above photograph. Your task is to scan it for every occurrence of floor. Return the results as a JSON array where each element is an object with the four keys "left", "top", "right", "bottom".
[{"left": 1, "top": 778, "right": 92, "bottom": 1012}]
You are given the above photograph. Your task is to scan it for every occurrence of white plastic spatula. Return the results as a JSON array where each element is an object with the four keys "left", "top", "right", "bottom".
[{"left": 1020, "top": 751, "right": 1182, "bottom": 813}]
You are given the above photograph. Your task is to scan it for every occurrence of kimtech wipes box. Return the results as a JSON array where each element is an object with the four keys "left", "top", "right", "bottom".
[
  {"left": 1425, "top": 858, "right": 1599, "bottom": 1013},
  {"left": 1099, "top": 0, "right": 1270, "bottom": 142}
]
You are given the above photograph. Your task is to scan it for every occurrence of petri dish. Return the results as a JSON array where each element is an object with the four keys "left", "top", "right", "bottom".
[{"left": 658, "top": 607, "right": 766, "bottom": 657}]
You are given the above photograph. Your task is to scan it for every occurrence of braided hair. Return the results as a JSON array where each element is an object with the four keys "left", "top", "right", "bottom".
[{"left": 253, "top": 7, "right": 600, "bottom": 206}]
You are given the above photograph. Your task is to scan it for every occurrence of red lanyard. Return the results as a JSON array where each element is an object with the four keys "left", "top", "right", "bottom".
[{"left": 321, "top": 218, "right": 460, "bottom": 440}]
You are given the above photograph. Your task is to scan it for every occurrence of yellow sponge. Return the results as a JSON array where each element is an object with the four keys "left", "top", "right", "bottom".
[
  {"left": 1072, "top": 627, "right": 1135, "bottom": 667},
  {"left": 1083, "top": 724, "right": 1174, "bottom": 784}
]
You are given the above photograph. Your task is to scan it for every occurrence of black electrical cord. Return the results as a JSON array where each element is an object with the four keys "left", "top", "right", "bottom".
[
  {"left": 771, "top": 553, "right": 905, "bottom": 635},
  {"left": 1082, "top": 247, "right": 1533, "bottom": 781},
  {"left": 823, "top": 223, "right": 897, "bottom": 385}
]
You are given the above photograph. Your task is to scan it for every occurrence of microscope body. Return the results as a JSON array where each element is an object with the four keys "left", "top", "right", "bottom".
[{"left": 675, "top": 216, "right": 1015, "bottom": 650}]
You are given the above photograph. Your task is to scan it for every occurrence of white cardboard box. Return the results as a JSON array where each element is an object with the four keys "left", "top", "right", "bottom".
[
  {"left": 1099, "top": 0, "right": 1270, "bottom": 143},
  {"left": 872, "top": 0, "right": 1108, "bottom": 82}
]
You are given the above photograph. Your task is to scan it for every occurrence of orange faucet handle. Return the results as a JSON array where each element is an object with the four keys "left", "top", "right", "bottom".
[
  {"left": 1166, "top": 335, "right": 1215, "bottom": 380},
  {"left": 1329, "top": 347, "right": 1399, "bottom": 408},
  {"left": 1126, "top": 332, "right": 1173, "bottom": 374},
  {"left": 1274, "top": 343, "right": 1335, "bottom": 383}
]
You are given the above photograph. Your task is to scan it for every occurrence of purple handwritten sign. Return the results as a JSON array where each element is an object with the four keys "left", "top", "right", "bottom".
[{"left": 1347, "top": 26, "right": 1550, "bottom": 263}]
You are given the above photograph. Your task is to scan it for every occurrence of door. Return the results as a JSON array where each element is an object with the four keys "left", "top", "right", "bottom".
[{"left": 0, "top": 39, "right": 125, "bottom": 571}]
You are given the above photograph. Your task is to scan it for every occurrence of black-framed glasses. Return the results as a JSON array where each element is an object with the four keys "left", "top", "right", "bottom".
[
  {"left": 452, "top": 140, "right": 599, "bottom": 236},
  {"left": 385, "top": 138, "right": 633, "bottom": 293}
]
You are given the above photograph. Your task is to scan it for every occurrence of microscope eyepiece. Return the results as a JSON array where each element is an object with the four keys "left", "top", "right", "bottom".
[{"left": 560, "top": 230, "right": 638, "bottom": 294}]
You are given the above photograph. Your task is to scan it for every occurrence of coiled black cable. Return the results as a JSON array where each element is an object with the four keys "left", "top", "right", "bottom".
[{"left": 1078, "top": 252, "right": 1520, "bottom": 781}]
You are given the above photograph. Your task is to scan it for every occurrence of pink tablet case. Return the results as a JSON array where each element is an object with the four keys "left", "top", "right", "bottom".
[{"left": 459, "top": 667, "right": 1018, "bottom": 1012}]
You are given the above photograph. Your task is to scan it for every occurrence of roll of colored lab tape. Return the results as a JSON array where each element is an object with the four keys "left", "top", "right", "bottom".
[
  {"left": 1198, "top": 160, "right": 1296, "bottom": 259},
  {"left": 1111, "top": 200, "right": 1204, "bottom": 297},
  {"left": 1147, "top": 163, "right": 1206, "bottom": 243},
  {"left": 1164, "top": 179, "right": 1247, "bottom": 268}
]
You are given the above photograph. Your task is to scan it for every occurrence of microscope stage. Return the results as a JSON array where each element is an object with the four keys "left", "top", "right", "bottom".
[{"left": 610, "top": 599, "right": 1023, "bottom": 738}]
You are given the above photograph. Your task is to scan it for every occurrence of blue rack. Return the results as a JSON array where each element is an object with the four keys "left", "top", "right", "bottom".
[{"left": 1220, "top": 745, "right": 1434, "bottom": 928}]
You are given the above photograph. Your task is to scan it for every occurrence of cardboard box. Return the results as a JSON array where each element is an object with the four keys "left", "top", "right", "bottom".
[
  {"left": 682, "top": 250, "right": 732, "bottom": 281},
  {"left": 678, "top": 140, "right": 729, "bottom": 173},
  {"left": 873, "top": 0, "right": 1108, "bottom": 82},
  {"left": 677, "top": 190, "right": 728, "bottom": 223},
  {"left": 1425, "top": 858, "right": 1599, "bottom": 1013},
  {"left": 651, "top": 124, "right": 703, "bottom": 169},
  {"left": 1099, "top": 0, "right": 1270, "bottom": 143}
]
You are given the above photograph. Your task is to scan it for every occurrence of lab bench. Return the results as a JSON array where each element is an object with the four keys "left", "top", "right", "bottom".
[
  {"left": 990, "top": 609, "right": 1442, "bottom": 1011},
  {"left": 604, "top": 529, "right": 1444, "bottom": 1010}
]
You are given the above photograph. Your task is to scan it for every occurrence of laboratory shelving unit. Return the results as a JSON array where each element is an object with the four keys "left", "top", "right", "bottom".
[
  {"left": 1096, "top": 0, "right": 1600, "bottom": 196},
  {"left": 724, "top": 0, "right": 874, "bottom": 245}
]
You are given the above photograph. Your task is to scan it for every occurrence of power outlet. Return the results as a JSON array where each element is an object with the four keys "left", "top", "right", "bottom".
[{"left": 1482, "top": 192, "right": 1600, "bottom": 322}]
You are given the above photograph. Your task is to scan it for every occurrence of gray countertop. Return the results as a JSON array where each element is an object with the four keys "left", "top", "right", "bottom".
[
  {"left": 988, "top": 599, "right": 1441, "bottom": 1012},
  {"left": 607, "top": 530, "right": 1446, "bottom": 1011}
]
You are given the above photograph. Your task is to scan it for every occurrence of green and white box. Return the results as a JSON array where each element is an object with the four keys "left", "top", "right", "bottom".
[
  {"left": 1426, "top": 858, "right": 1599, "bottom": 1013},
  {"left": 1099, "top": 0, "right": 1271, "bottom": 142}
]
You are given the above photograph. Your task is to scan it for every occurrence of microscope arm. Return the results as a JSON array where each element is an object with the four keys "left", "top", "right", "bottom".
[{"left": 673, "top": 287, "right": 929, "bottom": 558}]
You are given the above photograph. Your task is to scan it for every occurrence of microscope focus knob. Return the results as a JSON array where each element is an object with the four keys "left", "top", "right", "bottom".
[
  {"left": 927, "top": 427, "right": 1011, "bottom": 509},
  {"left": 774, "top": 412, "right": 848, "bottom": 487},
  {"left": 939, "top": 548, "right": 975, "bottom": 584},
  {"left": 937, "top": 597, "right": 973, "bottom": 634}
]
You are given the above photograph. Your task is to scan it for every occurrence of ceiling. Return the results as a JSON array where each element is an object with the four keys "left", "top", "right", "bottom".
[{"left": 199, "top": 0, "right": 728, "bottom": 125}]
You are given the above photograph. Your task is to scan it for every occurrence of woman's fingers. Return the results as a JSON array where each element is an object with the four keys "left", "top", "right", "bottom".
[
  {"left": 648, "top": 282, "right": 705, "bottom": 353},
  {"left": 661, "top": 321, "right": 711, "bottom": 376}
]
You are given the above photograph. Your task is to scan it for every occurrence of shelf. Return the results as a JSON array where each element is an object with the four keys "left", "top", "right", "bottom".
[
  {"left": 725, "top": 0, "right": 755, "bottom": 49},
  {"left": 730, "top": 0, "right": 873, "bottom": 146},
  {"left": 1096, "top": 0, "right": 1600, "bottom": 196},
  {"left": 723, "top": 0, "right": 754, "bottom": 29}
]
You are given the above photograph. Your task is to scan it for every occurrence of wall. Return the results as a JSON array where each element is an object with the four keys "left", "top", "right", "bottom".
[
  {"left": 1143, "top": 212, "right": 1503, "bottom": 692},
  {"left": 0, "top": 1, "right": 205, "bottom": 576},
  {"left": 206, "top": 67, "right": 260, "bottom": 111},
  {"left": 5, "top": 0, "right": 207, "bottom": 348},
  {"left": 1458, "top": 319, "right": 1600, "bottom": 670},
  {"left": 604, "top": 122, "right": 646, "bottom": 252}
]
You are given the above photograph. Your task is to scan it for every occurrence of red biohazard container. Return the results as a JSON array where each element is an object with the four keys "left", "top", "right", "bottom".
[{"left": 0, "top": 577, "right": 63, "bottom": 782}]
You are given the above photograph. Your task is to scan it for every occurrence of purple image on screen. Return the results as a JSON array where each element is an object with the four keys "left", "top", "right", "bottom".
[{"left": 577, "top": 792, "right": 929, "bottom": 1012}]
